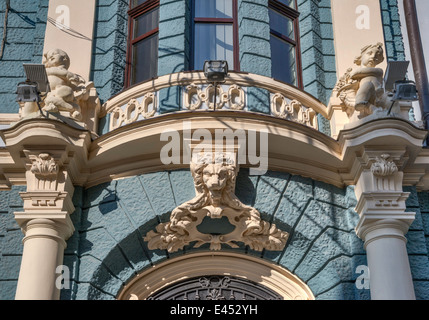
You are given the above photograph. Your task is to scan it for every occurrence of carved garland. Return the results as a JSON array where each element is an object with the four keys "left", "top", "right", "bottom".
[
  {"left": 110, "top": 93, "right": 157, "bottom": 130},
  {"left": 144, "top": 152, "right": 289, "bottom": 252},
  {"left": 183, "top": 84, "right": 246, "bottom": 111},
  {"left": 270, "top": 93, "right": 318, "bottom": 129}
]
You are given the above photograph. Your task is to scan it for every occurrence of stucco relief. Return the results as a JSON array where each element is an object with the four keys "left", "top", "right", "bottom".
[
  {"left": 144, "top": 152, "right": 289, "bottom": 252},
  {"left": 270, "top": 93, "right": 318, "bottom": 129},
  {"left": 183, "top": 84, "right": 246, "bottom": 111}
]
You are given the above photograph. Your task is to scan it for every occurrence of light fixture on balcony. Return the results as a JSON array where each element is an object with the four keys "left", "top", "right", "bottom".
[
  {"left": 387, "top": 80, "right": 419, "bottom": 115},
  {"left": 203, "top": 60, "right": 228, "bottom": 111},
  {"left": 16, "top": 64, "right": 50, "bottom": 116},
  {"left": 204, "top": 60, "right": 228, "bottom": 83}
]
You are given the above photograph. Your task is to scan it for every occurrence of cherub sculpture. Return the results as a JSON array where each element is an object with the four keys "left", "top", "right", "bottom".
[
  {"left": 144, "top": 152, "right": 289, "bottom": 252},
  {"left": 42, "top": 48, "right": 86, "bottom": 120},
  {"left": 334, "top": 43, "right": 386, "bottom": 118}
]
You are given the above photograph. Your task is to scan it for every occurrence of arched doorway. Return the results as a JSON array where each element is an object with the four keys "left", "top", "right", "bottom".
[
  {"left": 117, "top": 252, "right": 314, "bottom": 300},
  {"left": 147, "top": 275, "right": 283, "bottom": 300}
]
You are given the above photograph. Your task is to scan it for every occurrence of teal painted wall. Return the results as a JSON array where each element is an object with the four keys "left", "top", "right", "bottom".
[
  {"left": 380, "top": 0, "right": 406, "bottom": 62},
  {"left": 238, "top": 0, "right": 271, "bottom": 77},
  {"left": 90, "top": 0, "right": 128, "bottom": 105},
  {"left": 0, "top": 185, "right": 26, "bottom": 300},
  {"left": 408, "top": 188, "right": 429, "bottom": 299},
  {"left": 297, "top": 0, "right": 335, "bottom": 136},
  {"left": 0, "top": 0, "right": 49, "bottom": 113}
]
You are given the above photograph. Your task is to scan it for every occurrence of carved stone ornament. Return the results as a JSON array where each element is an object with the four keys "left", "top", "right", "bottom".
[
  {"left": 271, "top": 93, "right": 318, "bottom": 129},
  {"left": 183, "top": 83, "right": 246, "bottom": 111},
  {"left": 144, "top": 152, "right": 289, "bottom": 252},
  {"left": 110, "top": 93, "right": 157, "bottom": 130},
  {"left": 20, "top": 48, "right": 99, "bottom": 126},
  {"left": 370, "top": 154, "right": 398, "bottom": 177},
  {"left": 333, "top": 43, "right": 386, "bottom": 118},
  {"left": 30, "top": 153, "right": 59, "bottom": 177}
]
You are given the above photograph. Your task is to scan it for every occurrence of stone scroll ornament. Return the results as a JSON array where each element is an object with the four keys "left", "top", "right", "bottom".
[
  {"left": 144, "top": 153, "right": 289, "bottom": 252},
  {"left": 334, "top": 43, "right": 386, "bottom": 118}
]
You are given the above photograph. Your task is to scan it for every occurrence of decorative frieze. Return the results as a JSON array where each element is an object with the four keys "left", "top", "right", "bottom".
[
  {"left": 110, "top": 93, "right": 157, "bottom": 130},
  {"left": 183, "top": 83, "right": 246, "bottom": 111},
  {"left": 270, "top": 93, "right": 318, "bottom": 129}
]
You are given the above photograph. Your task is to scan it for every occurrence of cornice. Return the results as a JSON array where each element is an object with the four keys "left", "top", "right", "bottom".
[{"left": 0, "top": 112, "right": 428, "bottom": 191}]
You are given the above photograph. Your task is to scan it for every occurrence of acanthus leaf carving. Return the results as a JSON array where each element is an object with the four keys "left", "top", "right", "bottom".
[
  {"left": 30, "top": 153, "right": 59, "bottom": 178},
  {"left": 370, "top": 154, "right": 398, "bottom": 177},
  {"left": 144, "top": 152, "right": 289, "bottom": 252}
]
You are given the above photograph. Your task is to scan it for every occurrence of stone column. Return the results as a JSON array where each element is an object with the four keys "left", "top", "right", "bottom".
[
  {"left": 14, "top": 151, "right": 75, "bottom": 300},
  {"left": 354, "top": 152, "right": 416, "bottom": 300},
  {"left": 15, "top": 218, "right": 73, "bottom": 299}
]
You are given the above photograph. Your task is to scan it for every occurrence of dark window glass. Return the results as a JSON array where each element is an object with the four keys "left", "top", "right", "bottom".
[
  {"left": 134, "top": 7, "right": 159, "bottom": 38},
  {"left": 195, "top": 0, "right": 233, "bottom": 18},
  {"left": 277, "top": 0, "right": 295, "bottom": 9},
  {"left": 194, "top": 24, "right": 234, "bottom": 70},
  {"left": 193, "top": 0, "right": 238, "bottom": 71},
  {"left": 131, "top": 0, "right": 148, "bottom": 8},
  {"left": 269, "top": 1, "right": 301, "bottom": 87},
  {"left": 126, "top": 0, "right": 159, "bottom": 87},
  {"left": 270, "top": 34, "right": 296, "bottom": 85},
  {"left": 269, "top": 8, "right": 294, "bottom": 41},
  {"left": 130, "top": 33, "right": 159, "bottom": 85}
]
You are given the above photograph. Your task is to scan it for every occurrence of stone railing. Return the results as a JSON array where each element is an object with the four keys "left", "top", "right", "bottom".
[{"left": 101, "top": 72, "right": 329, "bottom": 131}]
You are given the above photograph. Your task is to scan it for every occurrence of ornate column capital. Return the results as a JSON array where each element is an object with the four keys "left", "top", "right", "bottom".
[
  {"left": 354, "top": 149, "right": 414, "bottom": 239},
  {"left": 15, "top": 148, "right": 75, "bottom": 240}
]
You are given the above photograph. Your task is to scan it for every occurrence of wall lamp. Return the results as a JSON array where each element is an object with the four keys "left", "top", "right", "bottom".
[
  {"left": 388, "top": 80, "right": 419, "bottom": 115},
  {"left": 203, "top": 60, "right": 228, "bottom": 111},
  {"left": 384, "top": 61, "right": 419, "bottom": 115},
  {"left": 16, "top": 64, "right": 50, "bottom": 116}
]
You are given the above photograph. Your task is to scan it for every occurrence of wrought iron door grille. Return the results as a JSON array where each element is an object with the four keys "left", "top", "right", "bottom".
[{"left": 147, "top": 275, "right": 283, "bottom": 300}]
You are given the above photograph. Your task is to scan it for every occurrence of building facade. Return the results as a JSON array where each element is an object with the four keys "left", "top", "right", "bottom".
[{"left": 0, "top": 0, "right": 429, "bottom": 300}]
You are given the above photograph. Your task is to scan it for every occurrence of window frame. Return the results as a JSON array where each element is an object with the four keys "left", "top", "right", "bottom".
[
  {"left": 191, "top": 0, "right": 240, "bottom": 72},
  {"left": 268, "top": 0, "right": 303, "bottom": 89},
  {"left": 125, "top": 0, "right": 160, "bottom": 88}
]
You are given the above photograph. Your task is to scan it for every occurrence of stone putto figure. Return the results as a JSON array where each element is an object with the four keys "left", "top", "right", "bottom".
[
  {"left": 42, "top": 49, "right": 85, "bottom": 121},
  {"left": 334, "top": 43, "right": 385, "bottom": 118},
  {"left": 19, "top": 48, "right": 94, "bottom": 123}
]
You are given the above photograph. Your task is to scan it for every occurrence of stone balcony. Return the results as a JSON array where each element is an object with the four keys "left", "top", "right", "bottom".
[{"left": 101, "top": 71, "right": 328, "bottom": 133}]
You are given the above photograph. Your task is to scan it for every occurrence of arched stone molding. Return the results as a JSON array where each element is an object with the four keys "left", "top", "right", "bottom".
[{"left": 117, "top": 252, "right": 315, "bottom": 300}]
